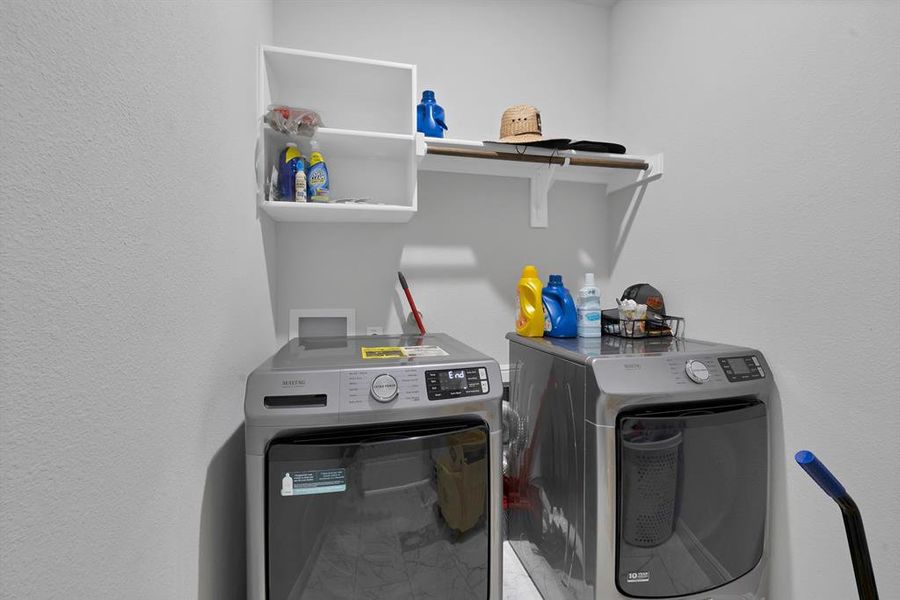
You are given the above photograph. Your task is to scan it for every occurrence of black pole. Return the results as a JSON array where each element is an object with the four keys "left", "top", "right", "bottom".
[{"left": 836, "top": 496, "right": 879, "bottom": 600}]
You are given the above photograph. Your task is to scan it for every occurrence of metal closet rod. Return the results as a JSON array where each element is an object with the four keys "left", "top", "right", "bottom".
[{"left": 426, "top": 147, "right": 649, "bottom": 170}]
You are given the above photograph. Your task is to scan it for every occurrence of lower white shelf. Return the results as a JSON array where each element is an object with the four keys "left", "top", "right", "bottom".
[
  {"left": 419, "top": 137, "right": 661, "bottom": 189},
  {"left": 260, "top": 200, "right": 416, "bottom": 223},
  {"left": 417, "top": 136, "right": 663, "bottom": 228}
]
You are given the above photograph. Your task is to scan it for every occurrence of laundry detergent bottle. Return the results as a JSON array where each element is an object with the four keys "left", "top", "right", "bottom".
[
  {"left": 277, "top": 142, "right": 302, "bottom": 201},
  {"left": 516, "top": 265, "right": 545, "bottom": 337},
  {"left": 307, "top": 139, "right": 330, "bottom": 202},
  {"left": 417, "top": 90, "right": 447, "bottom": 138},
  {"left": 577, "top": 272, "right": 603, "bottom": 338},
  {"left": 542, "top": 275, "right": 577, "bottom": 338}
]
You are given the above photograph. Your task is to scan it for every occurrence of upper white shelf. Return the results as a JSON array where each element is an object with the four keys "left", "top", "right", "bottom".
[
  {"left": 260, "top": 45, "right": 416, "bottom": 135},
  {"left": 417, "top": 136, "right": 663, "bottom": 227}
]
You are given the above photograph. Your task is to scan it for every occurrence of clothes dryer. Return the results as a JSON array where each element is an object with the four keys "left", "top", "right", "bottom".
[{"left": 505, "top": 334, "right": 774, "bottom": 599}]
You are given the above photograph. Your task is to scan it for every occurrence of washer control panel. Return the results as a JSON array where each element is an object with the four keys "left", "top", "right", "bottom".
[
  {"left": 370, "top": 374, "right": 399, "bottom": 403},
  {"left": 340, "top": 362, "right": 497, "bottom": 412},
  {"left": 684, "top": 360, "right": 711, "bottom": 384},
  {"left": 718, "top": 355, "right": 766, "bottom": 382},
  {"left": 426, "top": 367, "right": 490, "bottom": 401},
  {"left": 343, "top": 368, "right": 421, "bottom": 409}
]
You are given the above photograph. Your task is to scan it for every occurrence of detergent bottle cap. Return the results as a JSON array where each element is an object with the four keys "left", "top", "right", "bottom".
[
  {"left": 548, "top": 274, "right": 563, "bottom": 286},
  {"left": 286, "top": 142, "right": 298, "bottom": 148},
  {"left": 522, "top": 265, "right": 539, "bottom": 279},
  {"left": 422, "top": 90, "right": 436, "bottom": 102},
  {"left": 583, "top": 272, "right": 596, "bottom": 287}
]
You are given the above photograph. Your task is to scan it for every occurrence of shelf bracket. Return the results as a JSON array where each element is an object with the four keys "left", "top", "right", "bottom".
[
  {"left": 414, "top": 132, "right": 427, "bottom": 165},
  {"left": 530, "top": 163, "right": 562, "bottom": 228},
  {"left": 606, "top": 153, "right": 664, "bottom": 195}
]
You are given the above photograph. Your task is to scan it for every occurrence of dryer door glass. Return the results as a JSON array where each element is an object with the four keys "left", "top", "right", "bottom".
[
  {"left": 616, "top": 399, "right": 767, "bottom": 598},
  {"left": 267, "top": 417, "right": 490, "bottom": 600}
]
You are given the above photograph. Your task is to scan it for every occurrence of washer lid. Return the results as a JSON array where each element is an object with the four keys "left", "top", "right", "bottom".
[{"left": 266, "top": 333, "right": 492, "bottom": 372}]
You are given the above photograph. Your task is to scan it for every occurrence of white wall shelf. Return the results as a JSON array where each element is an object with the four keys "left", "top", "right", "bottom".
[
  {"left": 256, "top": 45, "right": 662, "bottom": 227},
  {"left": 257, "top": 46, "right": 417, "bottom": 224},
  {"left": 417, "top": 136, "right": 664, "bottom": 227}
]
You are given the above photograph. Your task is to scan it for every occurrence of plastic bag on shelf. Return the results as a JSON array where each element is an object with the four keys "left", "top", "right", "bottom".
[{"left": 264, "top": 105, "right": 323, "bottom": 136}]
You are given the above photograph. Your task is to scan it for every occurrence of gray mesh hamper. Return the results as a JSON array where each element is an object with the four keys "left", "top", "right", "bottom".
[{"left": 621, "top": 431, "right": 682, "bottom": 547}]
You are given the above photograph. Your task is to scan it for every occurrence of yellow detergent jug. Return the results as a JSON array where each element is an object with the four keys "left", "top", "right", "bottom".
[{"left": 516, "top": 265, "right": 545, "bottom": 337}]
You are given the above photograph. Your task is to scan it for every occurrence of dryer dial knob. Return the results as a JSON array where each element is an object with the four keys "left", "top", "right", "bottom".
[
  {"left": 371, "top": 374, "right": 399, "bottom": 403},
  {"left": 685, "top": 360, "right": 710, "bottom": 384}
]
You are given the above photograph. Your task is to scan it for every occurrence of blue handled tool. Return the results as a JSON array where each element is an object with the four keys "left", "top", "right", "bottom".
[{"left": 795, "top": 450, "right": 878, "bottom": 600}]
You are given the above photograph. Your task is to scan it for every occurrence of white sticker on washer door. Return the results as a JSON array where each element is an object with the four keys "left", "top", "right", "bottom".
[
  {"left": 281, "top": 469, "right": 347, "bottom": 496},
  {"left": 627, "top": 571, "right": 650, "bottom": 583}
]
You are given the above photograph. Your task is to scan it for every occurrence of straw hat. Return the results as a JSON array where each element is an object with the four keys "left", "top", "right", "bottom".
[
  {"left": 499, "top": 104, "right": 544, "bottom": 143},
  {"left": 496, "top": 104, "right": 570, "bottom": 147}
]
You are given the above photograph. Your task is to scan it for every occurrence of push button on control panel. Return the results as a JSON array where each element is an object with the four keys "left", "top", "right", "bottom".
[
  {"left": 370, "top": 374, "right": 398, "bottom": 403},
  {"left": 685, "top": 360, "right": 710, "bottom": 384}
]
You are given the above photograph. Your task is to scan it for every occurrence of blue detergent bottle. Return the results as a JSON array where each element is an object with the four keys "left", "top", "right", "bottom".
[
  {"left": 277, "top": 143, "right": 301, "bottom": 201},
  {"left": 417, "top": 90, "right": 447, "bottom": 138},
  {"left": 542, "top": 274, "right": 578, "bottom": 338}
]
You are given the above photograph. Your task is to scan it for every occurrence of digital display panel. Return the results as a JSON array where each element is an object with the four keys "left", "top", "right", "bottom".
[
  {"left": 718, "top": 356, "right": 765, "bottom": 382},
  {"left": 724, "top": 358, "right": 751, "bottom": 375},
  {"left": 438, "top": 369, "right": 468, "bottom": 390}
]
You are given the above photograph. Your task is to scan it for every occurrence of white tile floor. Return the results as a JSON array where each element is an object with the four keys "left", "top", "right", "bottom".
[{"left": 502, "top": 541, "right": 543, "bottom": 600}]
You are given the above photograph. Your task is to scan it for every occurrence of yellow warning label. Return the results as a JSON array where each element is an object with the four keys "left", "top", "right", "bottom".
[
  {"left": 361, "top": 346, "right": 406, "bottom": 359},
  {"left": 361, "top": 345, "right": 450, "bottom": 359}
]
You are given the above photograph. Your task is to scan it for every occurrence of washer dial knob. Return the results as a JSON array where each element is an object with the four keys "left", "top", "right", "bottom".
[
  {"left": 371, "top": 374, "right": 399, "bottom": 403},
  {"left": 685, "top": 360, "right": 710, "bottom": 384}
]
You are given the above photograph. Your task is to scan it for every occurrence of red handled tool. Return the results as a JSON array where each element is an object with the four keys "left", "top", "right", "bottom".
[{"left": 398, "top": 271, "right": 426, "bottom": 335}]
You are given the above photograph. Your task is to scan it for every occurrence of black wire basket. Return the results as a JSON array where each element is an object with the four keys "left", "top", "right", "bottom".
[{"left": 601, "top": 309, "right": 685, "bottom": 339}]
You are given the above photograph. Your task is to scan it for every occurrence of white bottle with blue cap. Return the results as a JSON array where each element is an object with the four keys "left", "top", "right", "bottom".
[{"left": 577, "top": 272, "right": 603, "bottom": 338}]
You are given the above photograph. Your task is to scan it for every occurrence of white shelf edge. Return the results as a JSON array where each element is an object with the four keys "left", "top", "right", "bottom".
[
  {"left": 262, "top": 125, "right": 415, "bottom": 144},
  {"left": 420, "top": 135, "right": 653, "bottom": 164},
  {"left": 261, "top": 44, "right": 415, "bottom": 72},
  {"left": 260, "top": 200, "right": 416, "bottom": 224},
  {"left": 313, "top": 127, "right": 414, "bottom": 142}
]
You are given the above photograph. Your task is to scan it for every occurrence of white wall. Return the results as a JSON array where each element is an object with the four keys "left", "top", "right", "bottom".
[
  {"left": 607, "top": 1, "right": 900, "bottom": 598},
  {"left": 272, "top": 0, "right": 612, "bottom": 361},
  {"left": 3, "top": 2, "right": 898, "bottom": 599},
  {"left": 0, "top": 2, "right": 274, "bottom": 598}
]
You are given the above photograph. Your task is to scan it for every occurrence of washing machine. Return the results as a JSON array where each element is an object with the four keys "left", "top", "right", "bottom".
[
  {"left": 245, "top": 333, "right": 503, "bottom": 600},
  {"left": 505, "top": 333, "right": 774, "bottom": 600}
]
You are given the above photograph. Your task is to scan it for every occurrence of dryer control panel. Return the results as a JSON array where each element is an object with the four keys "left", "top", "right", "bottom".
[
  {"left": 718, "top": 355, "right": 766, "bottom": 382},
  {"left": 664, "top": 354, "right": 766, "bottom": 386}
]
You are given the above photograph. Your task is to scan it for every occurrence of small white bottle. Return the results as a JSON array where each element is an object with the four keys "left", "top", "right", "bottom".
[
  {"left": 577, "top": 272, "right": 603, "bottom": 338},
  {"left": 294, "top": 154, "right": 307, "bottom": 202},
  {"left": 281, "top": 473, "right": 293, "bottom": 496}
]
